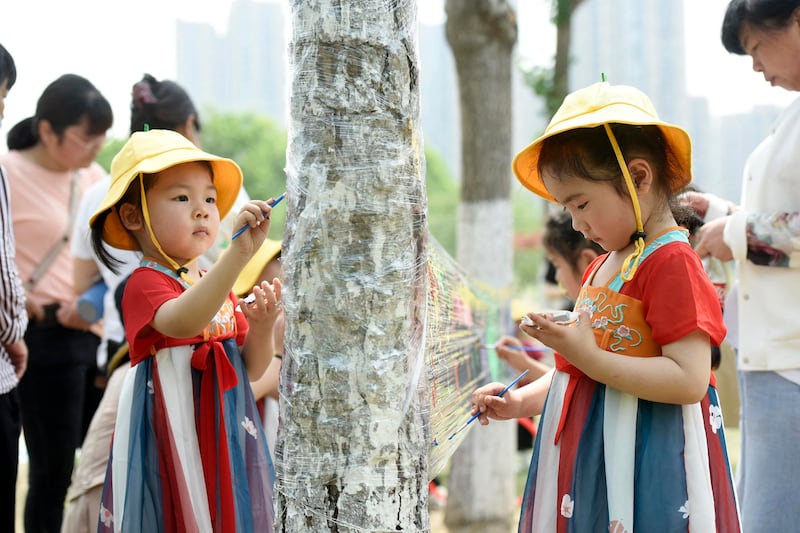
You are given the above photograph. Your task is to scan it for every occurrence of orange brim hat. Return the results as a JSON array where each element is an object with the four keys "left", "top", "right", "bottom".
[
  {"left": 512, "top": 82, "right": 692, "bottom": 203},
  {"left": 89, "top": 129, "right": 243, "bottom": 250},
  {"left": 233, "top": 238, "right": 282, "bottom": 297}
]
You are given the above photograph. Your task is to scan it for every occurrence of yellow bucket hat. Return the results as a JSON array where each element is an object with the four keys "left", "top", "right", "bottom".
[
  {"left": 90, "top": 129, "right": 243, "bottom": 251},
  {"left": 232, "top": 238, "right": 282, "bottom": 297},
  {"left": 512, "top": 82, "right": 692, "bottom": 203}
]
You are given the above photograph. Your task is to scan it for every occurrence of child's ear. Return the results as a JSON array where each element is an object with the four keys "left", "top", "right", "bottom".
[
  {"left": 118, "top": 202, "right": 143, "bottom": 231},
  {"left": 627, "top": 158, "right": 654, "bottom": 193}
]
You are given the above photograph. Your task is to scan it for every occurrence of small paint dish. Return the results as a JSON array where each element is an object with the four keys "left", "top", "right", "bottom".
[{"left": 521, "top": 310, "right": 579, "bottom": 326}]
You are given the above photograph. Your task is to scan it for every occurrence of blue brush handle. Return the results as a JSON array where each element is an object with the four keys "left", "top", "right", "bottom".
[
  {"left": 231, "top": 193, "right": 285, "bottom": 240},
  {"left": 447, "top": 368, "right": 530, "bottom": 440}
]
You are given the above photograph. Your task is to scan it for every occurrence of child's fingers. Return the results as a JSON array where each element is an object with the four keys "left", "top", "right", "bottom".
[
  {"left": 496, "top": 335, "right": 523, "bottom": 349},
  {"left": 475, "top": 395, "right": 511, "bottom": 424},
  {"left": 483, "top": 395, "right": 508, "bottom": 418},
  {"left": 471, "top": 382, "right": 508, "bottom": 418},
  {"left": 520, "top": 312, "right": 549, "bottom": 334},
  {"left": 240, "top": 284, "right": 283, "bottom": 319},
  {"left": 239, "top": 202, "right": 261, "bottom": 221},
  {"left": 468, "top": 398, "right": 491, "bottom": 426},
  {"left": 254, "top": 199, "right": 273, "bottom": 217},
  {"left": 272, "top": 278, "right": 282, "bottom": 300},
  {"left": 258, "top": 281, "right": 280, "bottom": 308},
  {"left": 239, "top": 201, "right": 273, "bottom": 229}
]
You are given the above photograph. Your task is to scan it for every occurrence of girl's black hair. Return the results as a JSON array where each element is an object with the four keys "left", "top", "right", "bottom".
[
  {"left": 538, "top": 124, "right": 679, "bottom": 197},
  {"left": 538, "top": 123, "right": 690, "bottom": 227},
  {"left": 543, "top": 211, "right": 604, "bottom": 271},
  {"left": 0, "top": 43, "right": 16, "bottom": 90},
  {"left": 91, "top": 174, "right": 149, "bottom": 275},
  {"left": 91, "top": 209, "right": 126, "bottom": 275},
  {"left": 130, "top": 73, "right": 200, "bottom": 134},
  {"left": 6, "top": 74, "right": 113, "bottom": 150},
  {"left": 722, "top": 0, "right": 800, "bottom": 54}
]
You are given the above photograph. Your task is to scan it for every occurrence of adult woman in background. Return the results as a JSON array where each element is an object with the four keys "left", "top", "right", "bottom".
[
  {"left": 1, "top": 73, "right": 112, "bottom": 533},
  {"left": 693, "top": 1, "right": 800, "bottom": 529}
]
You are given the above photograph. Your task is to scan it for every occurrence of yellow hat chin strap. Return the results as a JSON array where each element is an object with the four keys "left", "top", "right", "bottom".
[
  {"left": 139, "top": 176, "right": 196, "bottom": 285},
  {"left": 603, "top": 124, "right": 646, "bottom": 282}
]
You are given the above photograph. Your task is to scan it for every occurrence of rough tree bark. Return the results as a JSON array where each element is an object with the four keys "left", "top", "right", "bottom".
[
  {"left": 444, "top": 1, "right": 518, "bottom": 532},
  {"left": 276, "top": 1, "right": 430, "bottom": 531}
]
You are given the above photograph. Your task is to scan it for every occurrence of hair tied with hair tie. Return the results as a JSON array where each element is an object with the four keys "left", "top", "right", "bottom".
[{"left": 132, "top": 81, "right": 158, "bottom": 111}]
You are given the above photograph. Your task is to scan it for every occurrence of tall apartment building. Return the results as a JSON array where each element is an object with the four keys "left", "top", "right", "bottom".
[
  {"left": 172, "top": 0, "right": 783, "bottom": 201},
  {"left": 176, "top": 0, "right": 288, "bottom": 126}
]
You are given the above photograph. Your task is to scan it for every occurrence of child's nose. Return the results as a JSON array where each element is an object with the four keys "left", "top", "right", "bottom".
[{"left": 194, "top": 203, "right": 209, "bottom": 218}]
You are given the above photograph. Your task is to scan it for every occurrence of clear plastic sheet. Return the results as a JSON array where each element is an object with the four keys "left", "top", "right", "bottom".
[{"left": 422, "top": 235, "right": 510, "bottom": 477}]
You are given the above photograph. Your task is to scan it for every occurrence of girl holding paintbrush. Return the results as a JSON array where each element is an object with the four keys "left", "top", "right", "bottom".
[
  {"left": 471, "top": 82, "right": 740, "bottom": 532},
  {"left": 89, "top": 129, "right": 280, "bottom": 532}
]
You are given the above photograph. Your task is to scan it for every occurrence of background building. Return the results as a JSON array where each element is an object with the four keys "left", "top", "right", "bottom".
[
  {"left": 177, "top": 0, "right": 288, "bottom": 126},
  {"left": 174, "top": 0, "right": 784, "bottom": 201}
]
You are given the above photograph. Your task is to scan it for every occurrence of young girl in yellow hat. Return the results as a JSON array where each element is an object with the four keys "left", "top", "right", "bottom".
[
  {"left": 89, "top": 129, "right": 280, "bottom": 532},
  {"left": 471, "top": 82, "right": 741, "bottom": 532}
]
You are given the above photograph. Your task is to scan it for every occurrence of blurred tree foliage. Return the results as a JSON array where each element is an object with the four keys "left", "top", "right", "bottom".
[
  {"left": 200, "top": 110, "right": 289, "bottom": 238},
  {"left": 424, "top": 147, "right": 458, "bottom": 255},
  {"left": 95, "top": 138, "right": 125, "bottom": 172},
  {"left": 519, "top": 0, "right": 585, "bottom": 119}
]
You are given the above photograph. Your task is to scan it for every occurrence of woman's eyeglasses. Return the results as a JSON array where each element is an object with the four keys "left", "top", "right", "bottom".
[{"left": 65, "top": 130, "right": 106, "bottom": 152}]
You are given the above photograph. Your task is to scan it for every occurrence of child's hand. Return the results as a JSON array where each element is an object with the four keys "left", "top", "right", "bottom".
[
  {"left": 694, "top": 217, "right": 734, "bottom": 262},
  {"left": 520, "top": 309, "right": 597, "bottom": 366},
  {"left": 238, "top": 278, "right": 283, "bottom": 329},
  {"left": 495, "top": 335, "right": 533, "bottom": 373},
  {"left": 470, "top": 382, "right": 522, "bottom": 425},
  {"left": 56, "top": 300, "right": 93, "bottom": 331},
  {"left": 231, "top": 199, "right": 275, "bottom": 254}
]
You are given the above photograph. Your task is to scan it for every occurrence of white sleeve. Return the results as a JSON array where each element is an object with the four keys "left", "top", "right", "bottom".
[{"left": 71, "top": 177, "right": 109, "bottom": 260}]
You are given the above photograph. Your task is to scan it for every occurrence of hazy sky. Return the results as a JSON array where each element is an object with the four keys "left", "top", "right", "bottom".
[{"left": 0, "top": 0, "right": 794, "bottom": 142}]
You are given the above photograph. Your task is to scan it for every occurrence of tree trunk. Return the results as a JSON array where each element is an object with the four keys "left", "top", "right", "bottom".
[
  {"left": 444, "top": 1, "right": 518, "bottom": 532},
  {"left": 552, "top": 0, "right": 585, "bottom": 112},
  {"left": 276, "top": 1, "right": 429, "bottom": 531}
]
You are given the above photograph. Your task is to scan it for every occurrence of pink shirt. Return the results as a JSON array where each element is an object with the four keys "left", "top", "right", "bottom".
[{"left": 0, "top": 150, "right": 105, "bottom": 308}]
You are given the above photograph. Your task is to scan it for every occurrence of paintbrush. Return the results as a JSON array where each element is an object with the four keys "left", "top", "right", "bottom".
[
  {"left": 447, "top": 368, "right": 529, "bottom": 440},
  {"left": 231, "top": 192, "right": 285, "bottom": 240}
]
